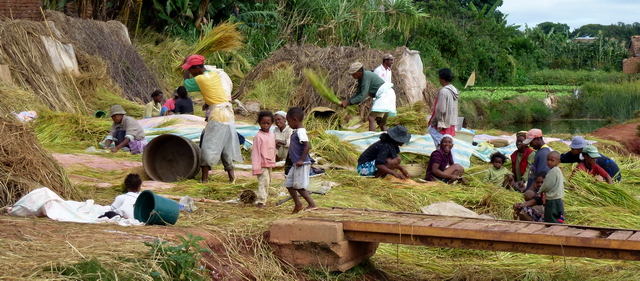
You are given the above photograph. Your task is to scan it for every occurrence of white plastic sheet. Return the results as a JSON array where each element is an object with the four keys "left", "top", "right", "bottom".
[
  {"left": 396, "top": 48, "right": 428, "bottom": 104},
  {"left": 40, "top": 35, "right": 79, "bottom": 74}
]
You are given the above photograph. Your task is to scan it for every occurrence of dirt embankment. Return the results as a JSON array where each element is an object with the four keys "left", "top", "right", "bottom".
[{"left": 590, "top": 122, "right": 640, "bottom": 155}]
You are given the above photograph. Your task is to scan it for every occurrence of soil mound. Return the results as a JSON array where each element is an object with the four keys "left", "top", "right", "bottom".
[{"left": 590, "top": 122, "right": 640, "bottom": 155}]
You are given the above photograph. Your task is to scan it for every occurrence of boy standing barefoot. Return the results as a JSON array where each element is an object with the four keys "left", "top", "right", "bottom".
[
  {"left": 284, "top": 107, "right": 318, "bottom": 214},
  {"left": 539, "top": 151, "right": 565, "bottom": 224}
]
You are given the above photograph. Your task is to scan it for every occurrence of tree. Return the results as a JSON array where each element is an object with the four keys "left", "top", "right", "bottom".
[{"left": 536, "top": 22, "right": 570, "bottom": 35}]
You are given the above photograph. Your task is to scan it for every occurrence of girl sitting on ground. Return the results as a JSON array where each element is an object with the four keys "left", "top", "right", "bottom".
[
  {"left": 484, "top": 152, "right": 514, "bottom": 188},
  {"left": 107, "top": 173, "right": 142, "bottom": 219},
  {"left": 513, "top": 172, "right": 546, "bottom": 222},
  {"left": 570, "top": 145, "right": 613, "bottom": 184},
  {"left": 356, "top": 125, "right": 411, "bottom": 179},
  {"left": 424, "top": 135, "right": 467, "bottom": 184}
]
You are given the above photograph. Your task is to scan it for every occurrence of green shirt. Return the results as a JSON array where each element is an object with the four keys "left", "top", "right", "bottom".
[
  {"left": 484, "top": 166, "right": 512, "bottom": 186},
  {"left": 539, "top": 166, "right": 565, "bottom": 200},
  {"left": 348, "top": 70, "right": 385, "bottom": 105}
]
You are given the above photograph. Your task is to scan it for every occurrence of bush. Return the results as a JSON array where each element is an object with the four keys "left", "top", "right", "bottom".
[{"left": 571, "top": 81, "right": 640, "bottom": 120}]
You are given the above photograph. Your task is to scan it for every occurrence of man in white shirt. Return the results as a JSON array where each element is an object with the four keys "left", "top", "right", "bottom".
[{"left": 373, "top": 54, "right": 394, "bottom": 84}]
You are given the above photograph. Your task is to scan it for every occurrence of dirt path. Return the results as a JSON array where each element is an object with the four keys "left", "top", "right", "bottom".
[{"left": 590, "top": 122, "right": 640, "bottom": 154}]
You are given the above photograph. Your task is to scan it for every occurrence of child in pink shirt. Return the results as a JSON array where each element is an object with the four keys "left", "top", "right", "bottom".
[{"left": 252, "top": 111, "right": 277, "bottom": 208}]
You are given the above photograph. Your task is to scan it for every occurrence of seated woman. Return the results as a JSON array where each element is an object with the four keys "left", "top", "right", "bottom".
[
  {"left": 357, "top": 125, "right": 411, "bottom": 179},
  {"left": 424, "top": 135, "right": 467, "bottom": 184},
  {"left": 570, "top": 145, "right": 613, "bottom": 184},
  {"left": 103, "top": 174, "right": 142, "bottom": 219},
  {"left": 510, "top": 131, "right": 534, "bottom": 192},
  {"left": 173, "top": 86, "right": 194, "bottom": 114},
  {"left": 103, "top": 105, "right": 147, "bottom": 154}
]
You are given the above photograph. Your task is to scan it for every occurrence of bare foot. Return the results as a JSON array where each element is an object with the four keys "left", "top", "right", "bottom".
[
  {"left": 292, "top": 205, "right": 304, "bottom": 214},
  {"left": 304, "top": 205, "right": 319, "bottom": 211},
  {"left": 257, "top": 203, "right": 265, "bottom": 209}
]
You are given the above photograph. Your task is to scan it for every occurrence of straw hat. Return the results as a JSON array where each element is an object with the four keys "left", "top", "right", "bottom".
[
  {"left": 109, "top": 105, "right": 126, "bottom": 116},
  {"left": 348, "top": 62, "right": 363, "bottom": 75}
]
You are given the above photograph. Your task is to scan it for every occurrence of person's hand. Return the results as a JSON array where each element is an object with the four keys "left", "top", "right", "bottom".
[
  {"left": 513, "top": 203, "right": 522, "bottom": 210},
  {"left": 402, "top": 170, "right": 410, "bottom": 179},
  {"left": 341, "top": 100, "right": 349, "bottom": 108},
  {"left": 110, "top": 147, "right": 118, "bottom": 153},
  {"left": 294, "top": 160, "right": 304, "bottom": 167},
  {"left": 394, "top": 172, "right": 406, "bottom": 180},
  {"left": 103, "top": 146, "right": 109, "bottom": 150}
]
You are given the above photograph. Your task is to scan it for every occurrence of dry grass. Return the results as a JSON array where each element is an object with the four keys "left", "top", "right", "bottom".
[
  {"left": 0, "top": 116, "right": 80, "bottom": 207},
  {"left": 235, "top": 45, "right": 439, "bottom": 120}
]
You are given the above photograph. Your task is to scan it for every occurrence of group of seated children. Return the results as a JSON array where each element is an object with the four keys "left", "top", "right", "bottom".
[{"left": 250, "top": 107, "right": 317, "bottom": 213}]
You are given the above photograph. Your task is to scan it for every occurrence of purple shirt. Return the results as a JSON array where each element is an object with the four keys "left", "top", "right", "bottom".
[{"left": 425, "top": 149, "right": 454, "bottom": 181}]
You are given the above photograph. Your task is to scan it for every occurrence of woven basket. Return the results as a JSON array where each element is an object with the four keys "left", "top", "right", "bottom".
[
  {"left": 404, "top": 164, "right": 425, "bottom": 178},
  {"left": 456, "top": 131, "right": 475, "bottom": 143}
]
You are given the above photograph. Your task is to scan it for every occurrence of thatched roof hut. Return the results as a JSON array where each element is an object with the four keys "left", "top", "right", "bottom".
[{"left": 235, "top": 45, "right": 437, "bottom": 116}]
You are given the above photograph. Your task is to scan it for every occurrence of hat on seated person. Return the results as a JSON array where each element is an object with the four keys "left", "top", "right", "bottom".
[
  {"left": 582, "top": 145, "right": 601, "bottom": 158},
  {"left": 569, "top": 136, "right": 588, "bottom": 149},
  {"left": 109, "top": 105, "right": 126, "bottom": 117},
  {"left": 387, "top": 125, "right": 411, "bottom": 144},
  {"left": 523, "top": 129, "right": 543, "bottom": 144}
]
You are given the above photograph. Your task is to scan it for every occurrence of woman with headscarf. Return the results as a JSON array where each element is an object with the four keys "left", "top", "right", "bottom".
[{"left": 424, "top": 135, "right": 467, "bottom": 184}]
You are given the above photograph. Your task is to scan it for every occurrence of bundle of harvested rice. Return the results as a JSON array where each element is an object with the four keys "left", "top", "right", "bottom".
[
  {"left": 0, "top": 116, "right": 81, "bottom": 206},
  {"left": 188, "top": 21, "right": 244, "bottom": 58},
  {"left": 303, "top": 68, "right": 341, "bottom": 105}
]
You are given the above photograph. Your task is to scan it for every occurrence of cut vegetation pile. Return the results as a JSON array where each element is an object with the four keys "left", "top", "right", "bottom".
[
  {"left": 0, "top": 116, "right": 80, "bottom": 206},
  {"left": 235, "top": 45, "right": 438, "bottom": 118},
  {"left": 0, "top": 11, "right": 158, "bottom": 115}
]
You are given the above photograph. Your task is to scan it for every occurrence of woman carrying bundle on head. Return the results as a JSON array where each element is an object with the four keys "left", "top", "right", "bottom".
[{"left": 356, "top": 126, "right": 411, "bottom": 179}]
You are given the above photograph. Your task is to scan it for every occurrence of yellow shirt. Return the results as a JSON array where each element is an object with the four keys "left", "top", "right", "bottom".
[{"left": 184, "top": 71, "right": 227, "bottom": 106}]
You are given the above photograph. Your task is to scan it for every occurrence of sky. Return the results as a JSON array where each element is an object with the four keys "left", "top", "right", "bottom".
[{"left": 500, "top": 0, "right": 639, "bottom": 31}]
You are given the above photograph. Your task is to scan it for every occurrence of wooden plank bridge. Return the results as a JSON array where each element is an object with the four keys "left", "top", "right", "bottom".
[{"left": 270, "top": 207, "right": 640, "bottom": 271}]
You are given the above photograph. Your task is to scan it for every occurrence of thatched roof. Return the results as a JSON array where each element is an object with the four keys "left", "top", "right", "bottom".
[
  {"left": 629, "top": 36, "right": 640, "bottom": 57},
  {"left": 235, "top": 44, "right": 437, "bottom": 116}
]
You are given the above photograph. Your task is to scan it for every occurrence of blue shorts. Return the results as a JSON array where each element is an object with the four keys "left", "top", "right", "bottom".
[{"left": 357, "top": 160, "right": 377, "bottom": 176}]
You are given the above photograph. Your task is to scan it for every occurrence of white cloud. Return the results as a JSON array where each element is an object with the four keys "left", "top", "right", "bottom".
[{"left": 500, "top": 0, "right": 640, "bottom": 30}]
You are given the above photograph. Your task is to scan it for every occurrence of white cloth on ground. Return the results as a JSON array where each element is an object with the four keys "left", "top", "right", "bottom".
[{"left": 8, "top": 187, "right": 142, "bottom": 226}]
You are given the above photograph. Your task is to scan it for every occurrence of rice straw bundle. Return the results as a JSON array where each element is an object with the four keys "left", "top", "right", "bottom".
[
  {"left": 303, "top": 68, "right": 341, "bottom": 105},
  {"left": 187, "top": 21, "right": 244, "bottom": 58}
]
